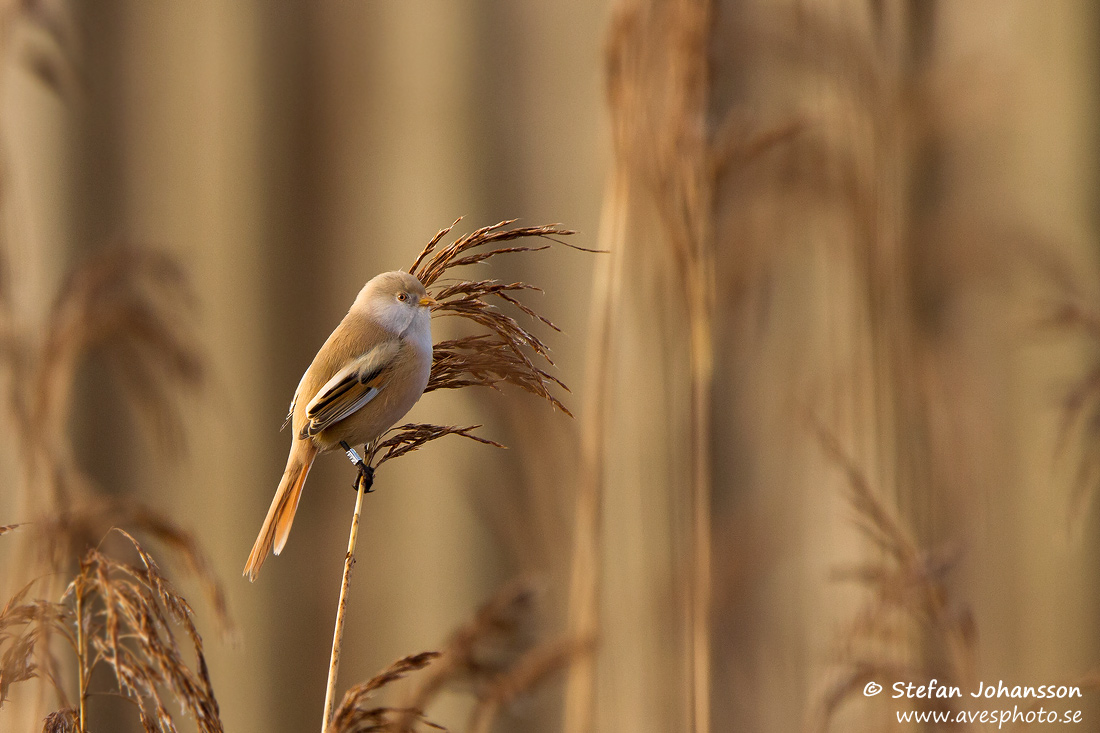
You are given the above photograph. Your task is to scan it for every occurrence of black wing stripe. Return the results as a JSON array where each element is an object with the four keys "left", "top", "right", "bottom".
[{"left": 307, "top": 378, "right": 357, "bottom": 416}]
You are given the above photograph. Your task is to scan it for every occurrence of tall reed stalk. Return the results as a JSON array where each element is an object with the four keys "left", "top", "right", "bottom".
[
  {"left": 577, "top": 1, "right": 720, "bottom": 730},
  {"left": 562, "top": 171, "right": 629, "bottom": 733},
  {"left": 321, "top": 474, "right": 368, "bottom": 732}
]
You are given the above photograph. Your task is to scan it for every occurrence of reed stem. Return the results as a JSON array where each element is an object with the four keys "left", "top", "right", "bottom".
[
  {"left": 321, "top": 473, "right": 368, "bottom": 732},
  {"left": 687, "top": 282, "right": 713, "bottom": 733},
  {"left": 76, "top": 582, "right": 86, "bottom": 733},
  {"left": 563, "top": 171, "right": 628, "bottom": 733}
]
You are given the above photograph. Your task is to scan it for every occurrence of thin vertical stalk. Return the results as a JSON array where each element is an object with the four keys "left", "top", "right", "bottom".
[
  {"left": 669, "top": 0, "right": 715, "bottom": 725},
  {"left": 599, "top": 0, "right": 716, "bottom": 729},
  {"left": 562, "top": 171, "right": 629, "bottom": 733},
  {"left": 321, "top": 476, "right": 367, "bottom": 732},
  {"left": 686, "top": 270, "right": 713, "bottom": 733},
  {"left": 76, "top": 581, "right": 86, "bottom": 733},
  {"left": 664, "top": 0, "right": 716, "bottom": 727}
]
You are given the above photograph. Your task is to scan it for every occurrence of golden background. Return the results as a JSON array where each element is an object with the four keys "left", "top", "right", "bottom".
[{"left": 2, "top": 1, "right": 1098, "bottom": 732}]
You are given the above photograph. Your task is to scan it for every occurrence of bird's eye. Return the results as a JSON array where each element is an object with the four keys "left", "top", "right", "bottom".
[{"left": 397, "top": 292, "right": 409, "bottom": 303}]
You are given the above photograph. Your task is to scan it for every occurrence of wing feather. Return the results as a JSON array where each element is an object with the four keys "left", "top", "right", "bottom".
[{"left": 301, "top": 340, "right": 401, "bottom": 437}]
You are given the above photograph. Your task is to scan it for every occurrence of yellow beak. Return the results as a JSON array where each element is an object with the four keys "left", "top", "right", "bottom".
[{"left": 419, "top": 295, "right": 438, "bottom": 308}]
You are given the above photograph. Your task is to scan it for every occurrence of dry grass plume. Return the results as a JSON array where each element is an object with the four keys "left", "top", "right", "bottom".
[
  {"left": 809, "top": 425, "right": 977, "bottom": 732},
  {"left": 1, "top": 529, "right": 223, "bottom": 732}
]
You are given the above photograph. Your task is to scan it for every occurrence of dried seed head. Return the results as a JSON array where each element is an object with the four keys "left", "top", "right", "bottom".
[
  {"left": 35, "top": 247, "right": 204, "bottom": 454},
  {"left": 366, "top": 220, "right": 592, "bottom": 463},
  {"left": 329, "top": 652, "right": 444, "bottom": 733},
  {"left": 41, "top": 708, "right": 81, "bottom": 733},
  {"left": 809, "top": 424, "right": 976, "bottom": 732},
  {"left": 0, "top": 529, "right": 225, "bottom": 733},
  {"left": 367, "top": 423, "right": 502, "bottom": 469}
]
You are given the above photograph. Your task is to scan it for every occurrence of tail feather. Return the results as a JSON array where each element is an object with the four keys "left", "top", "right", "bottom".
[{"left": 244, "top": 443, "right": 317, "bottom": 582}]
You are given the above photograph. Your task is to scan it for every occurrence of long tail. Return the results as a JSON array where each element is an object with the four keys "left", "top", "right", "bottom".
[{"left": 244, "top": 441, "right": 318, "bottom": 582}]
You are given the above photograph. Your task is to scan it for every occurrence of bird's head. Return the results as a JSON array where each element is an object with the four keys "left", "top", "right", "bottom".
[{"left": 354, "top": 270, "right": 436, "bottom": 336}]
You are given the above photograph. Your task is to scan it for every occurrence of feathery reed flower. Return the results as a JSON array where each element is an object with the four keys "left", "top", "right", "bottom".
[
  {"left": 361, "top": 219, "right": 581, "bottom": 467},
  {"left": 1, "top": 529, "right": 224, "bottom": 733}
]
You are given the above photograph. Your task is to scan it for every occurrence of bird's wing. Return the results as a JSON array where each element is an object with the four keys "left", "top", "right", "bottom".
[{"left": 301, "top": 339, "right": 402, "bottom": 437}]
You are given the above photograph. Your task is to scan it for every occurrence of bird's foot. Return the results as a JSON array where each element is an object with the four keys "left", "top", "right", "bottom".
[
  {"left": 340, "top": 441, "right": 375, "bottom": 493},
  {"left": 353, "top": 464, "right": 375, "bottom": 494}
]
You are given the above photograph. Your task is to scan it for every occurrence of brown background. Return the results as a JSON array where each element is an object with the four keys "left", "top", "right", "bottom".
[{"left": 2, "top": 1, "right": 1099, "bottom": 732}]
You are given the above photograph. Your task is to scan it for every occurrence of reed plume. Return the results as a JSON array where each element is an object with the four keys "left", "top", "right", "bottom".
[
  {"left": 566, "top": 3, "right": 721, "bottom": 728},
  {"left": 0, "top": 246, "right": 233, "bottom": 732},
  {"left": 363, "top": 217, "right": 581, "bottom": 473},
  {"left": 324, "top": 580, "right": 583, "bottom": 733},
  {"left": 809, "top": 426, "right": 977, "bottom": 732},
  {"left": 3, "top": 246, "right": 206, "bottom": 550},
  {"left": 391, "top": 580, "right": 585, "bottom": 733},
  {"left": 329, "top": 653, "right": 443, "bottom": 733},
  {"left": 567, "top": 0, "right": 803, "bottom": 729},
  {"left": 1, "top": 528, "right": 224, "bottom": 733},
  {"left": 1043, "top": 267, "right": 1100, "bottom": 529},
  {"left": 0, "top": 244, "right": 226, "bottom": 612}
]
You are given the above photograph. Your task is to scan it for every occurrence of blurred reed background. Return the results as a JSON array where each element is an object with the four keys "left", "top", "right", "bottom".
[{"left": 1, "top": 1, "right": 1098, "bottom": 732}]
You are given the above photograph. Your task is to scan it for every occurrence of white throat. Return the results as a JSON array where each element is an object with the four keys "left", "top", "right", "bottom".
[
  {"left": 357, "top": 297, "right": 431, "bottom": 354},
  {"left": 403, "top": 309, "right": 433, "bottom": 356}
]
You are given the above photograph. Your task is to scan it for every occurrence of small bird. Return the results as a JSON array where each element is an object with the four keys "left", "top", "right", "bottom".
[{"left": 244, "top": 271, "right": 435, "bottom": 581}]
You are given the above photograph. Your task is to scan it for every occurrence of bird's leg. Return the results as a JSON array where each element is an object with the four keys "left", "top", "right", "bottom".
[{"left": 339, "top": 441, "right": 374, "bottom": 493}]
